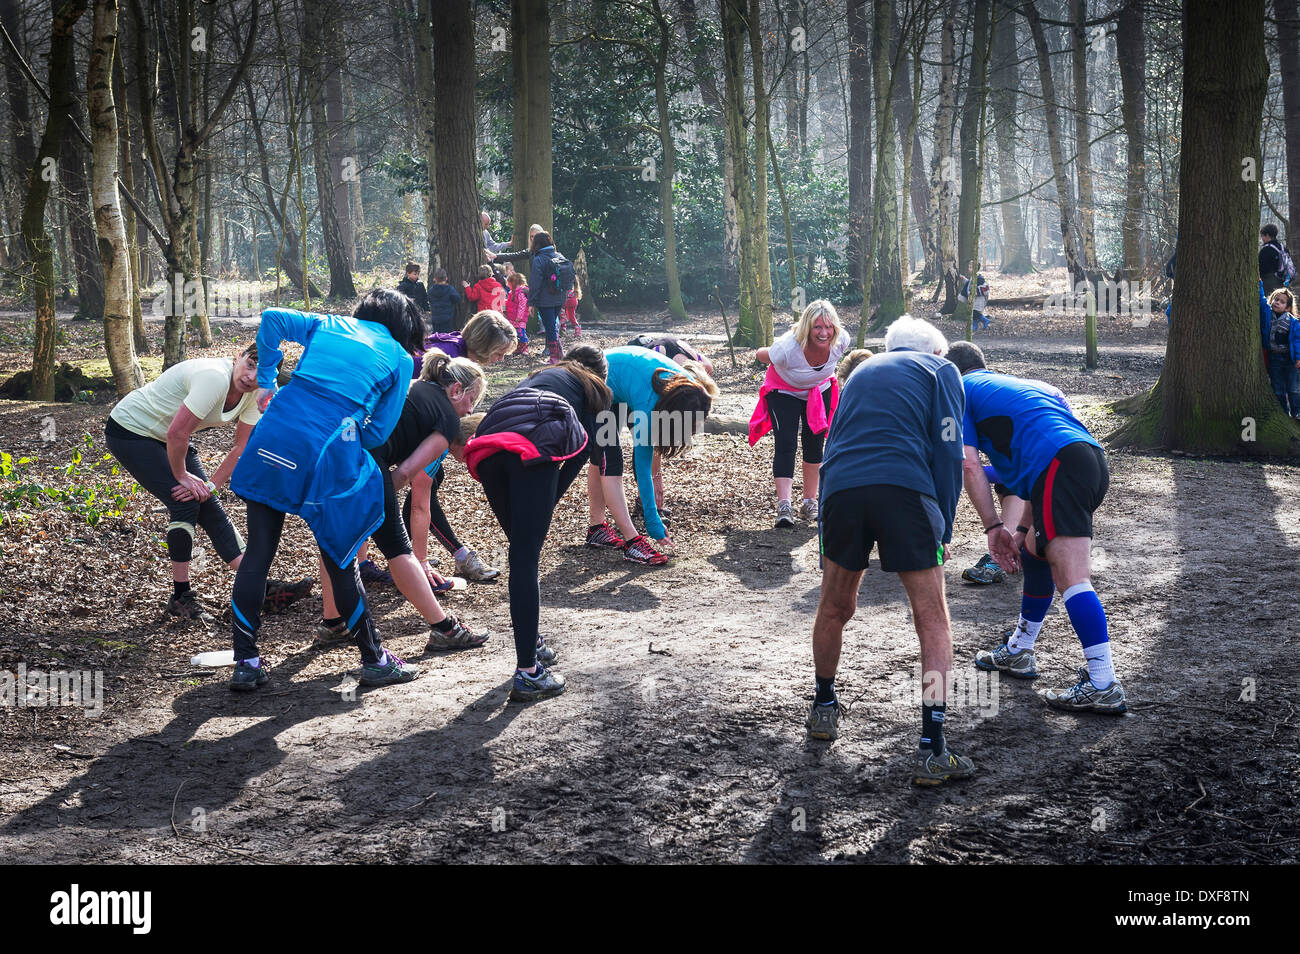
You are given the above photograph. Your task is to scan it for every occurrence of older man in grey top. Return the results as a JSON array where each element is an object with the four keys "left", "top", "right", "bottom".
[{"left": 806, "top": 315, "right": 974, "bottom": 787}]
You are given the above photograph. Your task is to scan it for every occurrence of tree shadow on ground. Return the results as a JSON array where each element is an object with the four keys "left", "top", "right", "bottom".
[{"left": 706, "top": 525, "right": 815, "bottom": 590}]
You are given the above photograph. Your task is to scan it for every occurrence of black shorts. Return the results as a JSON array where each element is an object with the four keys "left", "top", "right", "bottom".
[
  {"left": 819, "top": 484, "right": 946, "bottom": 574},
  {"left": 1028, "top": 441, "right": 1108, "bottom": 554},
  {"left": 593, "top": 402, "right": 626, "bottom": 477}
]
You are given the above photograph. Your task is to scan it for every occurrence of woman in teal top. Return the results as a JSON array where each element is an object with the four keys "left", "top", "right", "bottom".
[{"left": 584, "top": 346, "right": 718, "bottom": 563}]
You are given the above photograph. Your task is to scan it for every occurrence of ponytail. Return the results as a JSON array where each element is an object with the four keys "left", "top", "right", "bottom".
[{"left": 421, "top": 350, "right": 487, "bottom": 408}]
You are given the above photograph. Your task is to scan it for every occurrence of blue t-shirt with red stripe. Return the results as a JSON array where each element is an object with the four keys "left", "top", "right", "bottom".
[{"left": 960, "top": 370, "right": 1098, "bottom": 498}]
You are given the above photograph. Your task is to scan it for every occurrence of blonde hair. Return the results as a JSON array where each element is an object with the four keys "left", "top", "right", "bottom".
[
  {"left": 462, "top": 310, "right": 518, "bottom": 362},
  {"left": 836, "top": 348, "right": 873, "bottom": 384},
  {"left": 792, "top": 299, "right": 845, "bottom": 347},
  {"left": 676, "top": 358, "right": 719, "bottom": 398},
  {"left": 420, "top": 351, "right": 487, "bottom": 408},
  {"left": 455, "top": 413, "right": 485, "bottom": 445}
]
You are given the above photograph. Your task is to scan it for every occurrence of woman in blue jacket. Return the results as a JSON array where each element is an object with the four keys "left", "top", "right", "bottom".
[
  {"left": 585, "top": 346, "right": 718, "bottom": 564},
  {"left": 527, "top": 230, "right": 568, "bottom": 366},
  {"left": 227, "top": 290, "right": 425, "bottom": 692},
  {"left": 1261, "top": 283, "right": 1300, "bottom": 417}
]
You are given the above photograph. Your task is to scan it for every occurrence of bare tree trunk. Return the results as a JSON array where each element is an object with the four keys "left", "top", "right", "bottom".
[
  {"left": 1, "top": 0, "right": 35, "bottom": 270},
  {"left": 89, "top": 0, "right": 142, "bottom": 394},
  {"left": 26, "top": 0, "right": 88, "bottom": 402},
  {"left": 415, "top": 0, "right": 439, "bottom": 272},
  {"left": 1024, "top": 0, "right": 1084, "bottom": 287},
  {"left": 847, "top": 0, "right": 871, "bottom": 297},
  {"left": 991, "top": 2, "right": 1033, "bottom": 273},
  {"left": 60, "top": 121, "right": 107, "bottom": 321},
  {"left": 651, "top": 0, "right": 687, "bottom": 320},
  {"left": 930, "top": 0, "right": 960, "bottom": 311},
  {"left": 748, "top": 0, "right": 774, "bottom": 343},
  {"left": 1116, "top": 0, "right": 1147, "bottom": 280},
  {"left": 871, "top": 0, "right": 903, "bottom": 323},
  {"left": 511, "top": 0, "right": 553, "bottom": 249},
  {"left": 892, "top": 5, "right": 933, "bottom": 285},
  {"left": 432, "top": 0, "right": 480, "bottom": 328},
  {"left": 957, "top": 0, "right": 993, "bottom": 307},
  {"left": 721, "top": 0, "right": 758, "bottom": 344},
  {"left": 1070, "top": 0, "right": 1097, "bottom": 269},
  {"left": 1113, "top": 0, "right": 1294, "bottom": 454}
]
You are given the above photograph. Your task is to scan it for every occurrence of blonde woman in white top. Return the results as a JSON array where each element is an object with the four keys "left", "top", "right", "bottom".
[{"left": 753, "top": 300, "right": 850, "bottom": 527}]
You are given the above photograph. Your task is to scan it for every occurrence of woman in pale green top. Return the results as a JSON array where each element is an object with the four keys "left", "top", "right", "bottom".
[{"left": 105, "top": 344, "right": 284, "bottom": 621}]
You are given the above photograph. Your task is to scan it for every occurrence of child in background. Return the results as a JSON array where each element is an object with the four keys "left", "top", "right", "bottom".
[
  {"left": 959, "top": 261, "right": 991, "bottom": 331},
  {"left": 398, "top": 262, "right": 430, "bottom": 314},
  {"left": 464, "top": 265, "right": 508, "bottom": 315},
  {"left": 506, "top": 271, "right": 531, "bottom": 355},
  {"left": 428, "top": 267, "right": 460, "bottom": 334},
  {"left": 560, "top": 275, "right": 583, "bottom": 337}
]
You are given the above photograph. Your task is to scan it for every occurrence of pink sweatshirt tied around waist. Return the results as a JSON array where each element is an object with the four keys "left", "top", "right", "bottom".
[{"left": 748, "top": 364, "right": 840, "bottom": 446}]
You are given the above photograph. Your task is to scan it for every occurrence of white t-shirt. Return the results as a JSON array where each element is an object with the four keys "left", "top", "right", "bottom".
[
  {"left": 769, "top": 329, "right": 850, "bottom": 398},
  {"left": 110, "top": 357, "right": 260, "bottom": 442}
]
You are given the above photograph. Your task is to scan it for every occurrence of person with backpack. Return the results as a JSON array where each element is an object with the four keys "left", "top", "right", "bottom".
[
  {"left": 527, "top": 230, "right": 574, "bottom": 365},
  {"left": 958, "top": 260, "right": 992, "bottom": 331},
  {"left": 1261, "top": 284, "right": 1300, "bottom": 416},
  {"left": 1259, "top": 224, "right": 1295, "bottom": 294}
]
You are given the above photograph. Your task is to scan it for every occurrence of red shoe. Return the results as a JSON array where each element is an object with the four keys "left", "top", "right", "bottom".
[
  {"left": 585, "top": 522, "right": 625, "bottom": 549},
  {"left": 622, "top": 534, "right": 668, "bottom": 565}
]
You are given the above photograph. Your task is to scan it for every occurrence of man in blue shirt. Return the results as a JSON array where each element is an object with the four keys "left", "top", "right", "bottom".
[
  {"left": 808, "top": 316, "right": 974, "bottom": 787},
  {"left": 947, "top": 341, "right": 1126, "bottom": 715}
]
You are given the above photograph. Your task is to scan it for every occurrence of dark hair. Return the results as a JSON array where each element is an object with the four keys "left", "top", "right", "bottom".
[
  {"left": 531, "top": 346, "right": 612, "bottom": 415},
  {"left": 945, "top": 340, "right": 987, "bottom": 375},
  {"left": 650, "top": 370, "right": 713, "bottom": 459},
  {"left": 530, "top": 231, "right": 554, "bottom": 254},
  {"left": 405, "top": 262, "right": 420, "bottom": 275},
  {"left": 564, "top": 343, "right": 607, "bottom": 379},
  {"left": 354, "top": 287, "right": 426, "bottom": 352},
  {"left": 434, "top": 267, "right": 448, "bottom": 282},
  {"left": 240, "top": 342, "right": 258, "bottom": 362},
  {"left": 1262, "top": 224, "right": 1279, "bottom": 240}
]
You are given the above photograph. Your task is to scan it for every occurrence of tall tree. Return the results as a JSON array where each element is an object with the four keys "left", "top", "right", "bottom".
[
  {"left": 1070, "top": 0, "right": 1097, "bottom": 268},
  {"left": 721, "top": 0, "right": 759, "bottom": 344},
  {"left": 990, "top": 1, "right": 1033, "bottom": 273},
  {"left": 1, "top": 0, "right": 35, "bottom": 270},
  {"left": 432, "top": 0, "right": 480, "bottom": 329},
  {"left": 747, "top": 0, "right": 773, "bottom": 343},
  {"left": 88, "top": 0, "right": 142, "bottom": 394},
  {"left": 1280, "top": 0, "right": 1300, "bottom": 242},
  {"left": 23, "top": 0, "right": 87, "bottom": 402},
  {"left": 1113, "top": 0, "right": 1296, "bottom": 454},
  {"left": 1116, "top": 0, "right": 1147, "bottom": 281},
  {"left": 870, "top": 0, "right": 903, "bottom": 323},
  {"left": 511, "top": 0, "right": 553, "bottom": 248},
  {"left": 131, "top": 0, "right": 260, "bottom": 367},
  {"left": 956, "top": 0, "right": 993, "bottom": 317},
  {"left": 59, "top": 119, "right": 106, "bottom": 321},
  {"left": 415, "top": 0, "right": 438, "bottom": 273},
  {"left": 846, "top": 0, "right": 871, "bottom": 298},
  {"left": 892, "top": 2, "right": 936, "bottom": 284},
  {"left": 302, "top": 3, "right": 355, "bottom": 299},
  {"left": 929, "top": 0, "right": 960, "bottom": 311}
]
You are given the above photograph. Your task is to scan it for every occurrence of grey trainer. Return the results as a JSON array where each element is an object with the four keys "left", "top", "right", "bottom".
[
  {"left": 913, "top": 747, "right": 976, "bottom": 786},
  {"left": 797, "top": 498, "right": 818, "bottom": 521},
  {"left": 775, "top": 500, "right": 795, "bottom": 528},
  {"left": 974, "top": 639, "right": 1039, "bottom": 679},
  {"left": 1044, "top": 666, "right": 1127, "bottom": 714},
  {"left": 806, "top": 701, "right": 842, "bottom": 740}
]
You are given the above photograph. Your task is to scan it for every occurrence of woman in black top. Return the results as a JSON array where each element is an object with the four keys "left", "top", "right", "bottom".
[
  {"left": 466, "top": 344, "right": 611, "bottom": 702},
  {"left": 317, "top": 352, "right": 488, "bottom": 652}
]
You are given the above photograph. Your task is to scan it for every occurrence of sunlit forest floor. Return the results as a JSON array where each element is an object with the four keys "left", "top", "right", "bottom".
[{"left": 1, "top": 271, "right": 1297, "bottom": 863}]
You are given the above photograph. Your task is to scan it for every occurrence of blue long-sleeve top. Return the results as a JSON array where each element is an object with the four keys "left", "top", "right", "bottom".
[
  {"left": 819, "top": 349, "right": 966, "bottom": 544},
  {"left": 1259, "top": 282, "right": 1300, "bottom": 362},
  {"left": 255, "top": 308, "right": 413, "bottom": 449},
  {"left": 605, "top": 346, "right": 684, "bottom": 540}
]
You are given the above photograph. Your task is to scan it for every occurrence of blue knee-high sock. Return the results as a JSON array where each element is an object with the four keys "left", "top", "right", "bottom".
[
  {"left": 1010, "top": 547, "right": 1054, "bottom": 652},
  {"left": 1062, "top": 581, "right": 1114, "bottom": 688}
]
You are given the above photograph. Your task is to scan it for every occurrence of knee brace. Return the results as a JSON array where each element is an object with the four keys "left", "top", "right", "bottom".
[{"left": 166, "top": 521, "right": 196, "bottom": 564}]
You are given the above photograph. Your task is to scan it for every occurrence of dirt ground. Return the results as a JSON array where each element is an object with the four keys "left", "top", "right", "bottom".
[{"left": 1, "top": 277, "right": 1297, "bottom": 863}]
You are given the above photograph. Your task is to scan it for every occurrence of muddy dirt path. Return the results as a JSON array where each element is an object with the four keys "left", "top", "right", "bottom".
[{"left": 1, "top": 309, "right": 1296, "bottom": 863}]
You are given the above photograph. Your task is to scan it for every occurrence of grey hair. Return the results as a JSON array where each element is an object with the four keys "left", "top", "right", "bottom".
[{"left": 884, "top": 315, "right": 948, "bottom": 355}]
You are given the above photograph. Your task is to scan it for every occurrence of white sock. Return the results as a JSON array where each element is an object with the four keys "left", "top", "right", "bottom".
[
  {"left": 801, "top": 497, "right": 815, "bottom": 506},
  {"left": 1084, "top": 644, "right": 1115, "bottom": 689},
  {"left": 1008, "top": 616, "right": 1044, "bottom": 653},
  {"left": 453, "top": 546, "right": 470, "bottom": 562},
  {"left": 778, "top": 497, "right": 791, "bottom": 506},
  {"left": 245, "top": 656, "right": 261, "bottom": 668}
]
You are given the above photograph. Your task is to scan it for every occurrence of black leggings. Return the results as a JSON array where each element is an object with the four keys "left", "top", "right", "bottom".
[
  {"left": 105, "top": 418, "right": 243, "bottom": 565},
  {"left": 231, "top": 500, "right": 383, "bottom": 664},
  {"left": 767, "top": 391, "right": 824, "bottom": 480},
  {"left": 401, "top": 466, "right": 463, "bottom": 555},
  {"left": 477, "top": 452, "right": 565, "bottom": 670}
]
